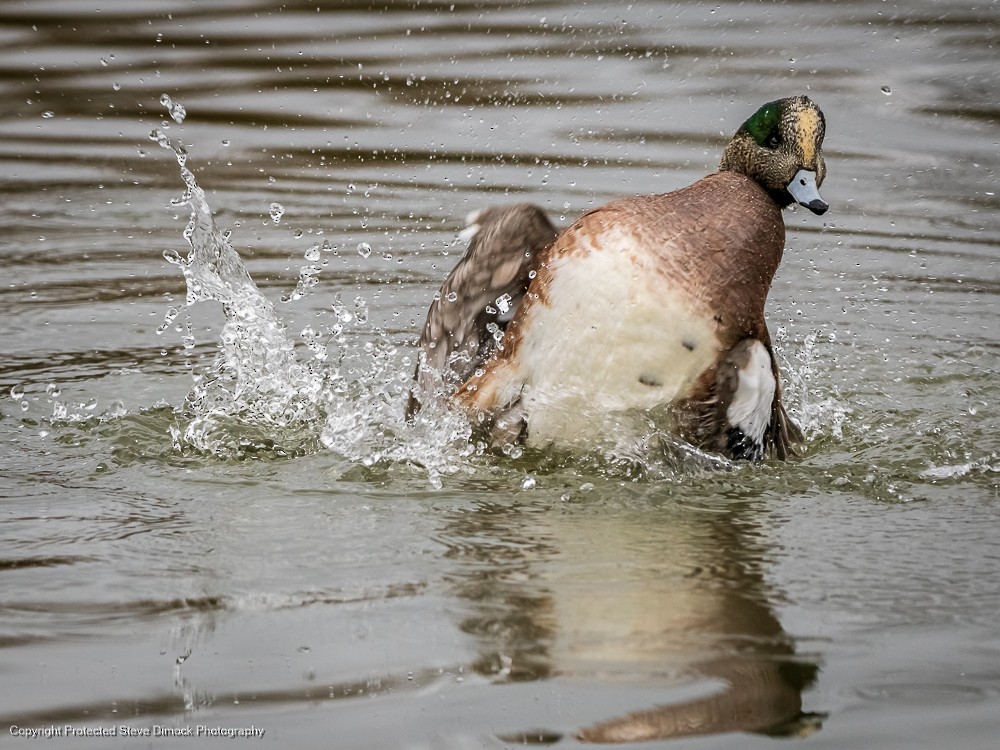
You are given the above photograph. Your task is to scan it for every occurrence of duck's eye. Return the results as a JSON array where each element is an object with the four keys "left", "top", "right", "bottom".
[{"left": 766, "top": 133, "right": 781, "bottom": 149}]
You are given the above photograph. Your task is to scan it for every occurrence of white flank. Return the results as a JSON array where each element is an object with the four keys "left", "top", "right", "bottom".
[
  {"left": 725, "top": 340, "right": 775, "bottom": 446},
  {"left": 516, "top": 228, "right": 720, "bottom": 448}
]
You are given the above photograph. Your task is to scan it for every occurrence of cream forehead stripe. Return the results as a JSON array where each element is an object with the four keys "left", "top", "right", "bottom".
[{"left": 796, "top": 109, "right": 822, "bottom": 166}]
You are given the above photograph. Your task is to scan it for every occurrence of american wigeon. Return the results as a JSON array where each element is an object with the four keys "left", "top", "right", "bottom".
[{"left": 410, "top": 95, "right": 827, "bottom": 461}]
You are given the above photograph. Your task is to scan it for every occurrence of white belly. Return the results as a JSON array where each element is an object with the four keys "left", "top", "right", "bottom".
[{"left": 517, "top": 233, "right": 720, "bottom": 447}]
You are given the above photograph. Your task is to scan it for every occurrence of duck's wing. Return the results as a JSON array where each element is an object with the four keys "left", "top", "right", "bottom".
[
  {"left": 407, "top": 203, "right": 558, "bottom": 416},
  {"left": 767, "top": 380, "right": 804, "bottom": 460},
  {"left": 680, "top": 338, "right": 803, "bottom": 462},
  {"left": 713, "top": 338, "right": 803, "bottom": 461}
]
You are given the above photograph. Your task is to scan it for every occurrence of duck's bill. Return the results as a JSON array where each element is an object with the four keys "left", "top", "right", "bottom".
[{"left": 787, "top": 169, "right": 828, "bottom": 215}]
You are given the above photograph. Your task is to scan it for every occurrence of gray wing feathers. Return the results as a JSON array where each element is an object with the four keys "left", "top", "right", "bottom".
[{"left": 407, "top": 203, "right": 557, "bottom": 416}]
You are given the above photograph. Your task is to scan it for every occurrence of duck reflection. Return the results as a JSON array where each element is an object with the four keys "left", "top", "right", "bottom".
[{"left": 443, "top": 492, "right": 822, "bottom": 743}]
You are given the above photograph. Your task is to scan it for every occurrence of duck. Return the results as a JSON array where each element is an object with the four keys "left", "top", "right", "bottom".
[{"left": 409, "top": 95, "right": 827, "bottom": 461}]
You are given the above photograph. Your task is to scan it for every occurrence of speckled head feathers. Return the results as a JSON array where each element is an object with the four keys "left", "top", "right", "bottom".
[{"left": 720, "top": 95, "right": 827, "bottom": 211}]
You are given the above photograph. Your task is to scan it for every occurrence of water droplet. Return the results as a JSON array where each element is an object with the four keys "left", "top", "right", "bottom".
[
  {"left": 521, "top": 475, "right": 537, "bottom": 490},
  {"left": 112, "top": 81, "right": 121, "bottom": 91},
  {"left": 45, "top": 383, "right": 61, "bottom": 398},
  {"left": 10, "top": 385, "right": 24, "bottom": 400},
  {"left": 353, "top": 296, "right": 369, "bottom": 324},
  {"left": 41, "top": 111, "right": 54, "bottom": 119},
  {"left": 357, "top": 242, "right": 372, "bottom": 258},
  {"left": 162, "top": 248, "right": 186, "bottom": 267},
  {"left": 304, "top": 244, "right": 321, "bottom": 262},
  {"left": 446, "top": 291, "right": 458, "bottom": 303},
  {"left": 269, "top": 202, "right": 284, "bottom": 224},
  {"left": 159, "top": 93, "right": 187, "bottom": 123},
  {"left": 881, "top": 85, "right": 892, "bottom": 96},
  {"left": 332, "top": 300, "right": 354, "bottom": 323},
  {"left": 157, "top": 305, "right": 180, "bottom": 335}
]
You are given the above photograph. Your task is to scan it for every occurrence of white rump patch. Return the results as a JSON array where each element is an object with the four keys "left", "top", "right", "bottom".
[{"left": 725, "top": 340, "right": 776, "bottom": 446}]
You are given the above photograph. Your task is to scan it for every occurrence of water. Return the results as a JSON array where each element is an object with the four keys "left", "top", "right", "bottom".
[{"left": 2, "top": 1, "right": 999, "bottom": 747}]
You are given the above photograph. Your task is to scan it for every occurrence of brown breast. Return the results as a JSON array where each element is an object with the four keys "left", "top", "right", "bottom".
[
  {"left": 457, "top": 172, "right": 787, "bottom": 418},
  {"left": 541, "top": 171, "right": 785, "bottom": 348}
]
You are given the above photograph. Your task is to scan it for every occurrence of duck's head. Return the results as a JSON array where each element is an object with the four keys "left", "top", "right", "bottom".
[{"left": 720, "top": 95, "right": 828, "bottom": 215}]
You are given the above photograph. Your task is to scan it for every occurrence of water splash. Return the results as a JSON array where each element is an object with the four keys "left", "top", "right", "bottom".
[
  {"left": 150, "top": 97, "right": 474, "bottom": 485},
  {"left": 777, "top": 327, "right": 851, "bottom": 442},
  {"left": 149, "top": 107, "right": 330, "bottom": 454},
  {"left": 919, "top": 458, "right": 999, "bottom": 481},
  {"left": 281, "top": 241, "right": 328, "bottom": 303}
]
